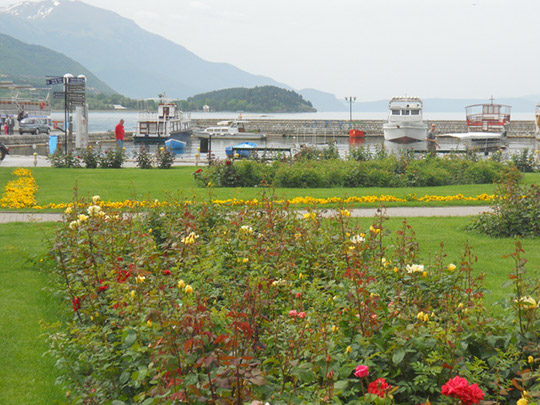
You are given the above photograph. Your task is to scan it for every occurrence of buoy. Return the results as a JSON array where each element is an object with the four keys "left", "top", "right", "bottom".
[{"left": 40, "top": 101, "right": 46, "bottom": 110}]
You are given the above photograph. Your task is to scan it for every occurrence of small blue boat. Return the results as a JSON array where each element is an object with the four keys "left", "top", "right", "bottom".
[
  {"left": 165, "top": 138, "right": 186, "bottom": 150},
  {"left": 225, "top": 142, "right": 257, "bottom": 158}
]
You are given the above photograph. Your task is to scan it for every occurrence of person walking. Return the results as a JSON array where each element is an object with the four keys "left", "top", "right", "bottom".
[
  {"left": 426, "top": 123, "right": 440, "bottom": 155},
  {"left": 115, "top": 119, "right": 125, "bottom": 148}
]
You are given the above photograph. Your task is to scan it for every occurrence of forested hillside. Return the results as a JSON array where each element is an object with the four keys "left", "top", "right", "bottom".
[{"left": 178, "top": 86, "right": 316, "bottom": 112}]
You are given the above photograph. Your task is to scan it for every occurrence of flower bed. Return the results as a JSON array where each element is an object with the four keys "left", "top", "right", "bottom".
[
  {"left": 45, "top": 198, "right": 538, "bottom": 404},
  {"left": 0, "top": 168, "right": 38, "bottom": 208}
]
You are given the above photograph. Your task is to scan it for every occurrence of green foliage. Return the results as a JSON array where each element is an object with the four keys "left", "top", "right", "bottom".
[
  {"left": 195, "top": 154, "right": 510, "bottom": 189},
  {"left": 178, "top": 85, "right": 316, "bottom": 112},
  {"left": 45, "top": 200, "right": 539, "bottom": 404},
  {"left": 510, "top": 148, "right": 538, "bottom": 173},
  {"left": 47, "top": 149, "right": 81, "bottom": 168},
  {"left": 79, "top": 146, "right": 99, "bottom": 168},
  {"left": 155, "top": 147, "right": 175, "bottom": 169},
  {"left": 134, "top": 147, "right": 153, "bottom": 169},
  {"left": 468, "top": 168, "right": 540, "bottom": 237},
  {"left": 97, "top": 147, "right": 126, "bottom": 168}
]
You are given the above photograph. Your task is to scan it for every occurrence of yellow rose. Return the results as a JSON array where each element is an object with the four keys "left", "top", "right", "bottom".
[
  {"left": 517, "top": 398, "right": 527, "bottom": 405},
  {"left": 346, "top": 346, "right": 352, "bottom": 354},
  {"left": 178, "top": 280, "right": 186, "bottom": 288},
  {"left": 447, "top": 263, "right": 456, "bottom": 271},
  {"left": 184, "top": 285, "right": 193, "bottom": 294}
]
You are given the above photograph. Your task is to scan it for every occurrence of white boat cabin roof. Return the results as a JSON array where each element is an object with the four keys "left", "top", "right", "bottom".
[{"left": 387, "top": 97, "right": 424, "bottom": 119}]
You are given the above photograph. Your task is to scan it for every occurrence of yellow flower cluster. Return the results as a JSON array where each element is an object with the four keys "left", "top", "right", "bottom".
[{"left": 0, "top": 168, "right": 38, "bottom": 208}]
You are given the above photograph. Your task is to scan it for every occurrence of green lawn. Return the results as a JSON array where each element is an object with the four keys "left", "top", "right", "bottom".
[
  {"left": 1, "top": 167, "right": 538, "bottom": 209},
  {"left": 0, "top": 222, "right": 65, "bottom": 405}
]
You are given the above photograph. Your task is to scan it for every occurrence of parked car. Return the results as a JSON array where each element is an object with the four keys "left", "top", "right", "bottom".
[{"left": 18, "top": 118, "right": 51, "bottom": 135}]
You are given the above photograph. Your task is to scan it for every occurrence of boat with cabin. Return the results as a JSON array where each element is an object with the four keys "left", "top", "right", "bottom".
[
  {"left": 445, "top": 98, "right": 510, "bottom": 142},
  {"left": 134, "top": 95, "right": 192, "bottom": 143},
  {"left": 194, "top": 117, "right": 267, "bottom": 140},
  {"left": 383, "top": 97, "right": 428, "bottom": 142},
  {"left": 225, "top": 142, "right": 257, "bottom": 158}
]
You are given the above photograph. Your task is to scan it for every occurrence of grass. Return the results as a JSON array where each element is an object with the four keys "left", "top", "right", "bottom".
[
  {"left": 0, "top": 167, "right": 538, "bottom": 209},
  {"left": 0, "top": 218, "right": 537, "bottom": 403},
  {"left": 0, "top": 222, "right": 65, "bottom": 405}
]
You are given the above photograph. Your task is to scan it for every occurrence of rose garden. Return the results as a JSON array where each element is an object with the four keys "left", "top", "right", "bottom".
[{"left": 0, "top": 146, "right": 538, "bottom": 404}]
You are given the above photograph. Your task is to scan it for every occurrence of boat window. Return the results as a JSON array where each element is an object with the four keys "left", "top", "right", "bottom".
[
  {"left": 402, "top": 110, "right": 410, "bottom": 116},
  {"left": 411, "top": 110, "right": 420, "bottom": 115},
  {"left": 391, "top": 110, "right": 400, "bottom": 115}
]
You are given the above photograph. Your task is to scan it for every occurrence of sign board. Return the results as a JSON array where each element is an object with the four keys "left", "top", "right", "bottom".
[
  {"left": 53, "top": 91, "right": 66, "bottom": 99},
  {"left": 66, "top": 84, "right": 85, "bottom": 92},
  {"left": 46, "top": 77, "right": 64, "bottom": 85},
  {"left": 68, "top": 77, "right": 86, "bottom": 84}
]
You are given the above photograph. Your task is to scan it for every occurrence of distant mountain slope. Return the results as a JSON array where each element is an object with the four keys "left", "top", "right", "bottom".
[
  {"left": 184, "top": 86, "right": 316, "bottom": 113},
  {"left": 0, "top": 0, "right": 287, "bottom": 100},
  {"left": 0, "top": 32, "right": 115, "bottom": 94}
]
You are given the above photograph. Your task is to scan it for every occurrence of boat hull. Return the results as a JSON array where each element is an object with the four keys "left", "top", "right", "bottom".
[
  {"left": 383, "top": 124, "right": 428, "bottom": 143},
  {"left": 194, "top": 132, "right": 267, "bottom": 141}
]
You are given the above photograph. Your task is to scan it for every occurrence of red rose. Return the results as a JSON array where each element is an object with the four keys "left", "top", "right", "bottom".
[
  {"left": 368, "top": 378, "right": 392, "bottom": 398},
  {"left": 441, "top": 376, "right": 484, "bottom": 405},
  {"left": 354, "top": 365, "right": 369, "bottom": 378},
  {"left": 163, "top": 270, "right": 172, "bottom": 276},
  {"left": 72, "top": 297, "right": 81, "bottom": 311}
]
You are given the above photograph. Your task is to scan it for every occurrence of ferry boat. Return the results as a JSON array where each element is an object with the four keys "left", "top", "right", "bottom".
[
  {"left": 382, "top": 97, "right": 428, "bottom": 142},
  {"left": 444, "top": 98, "right": 511, "bottom": 153},
  {"left": 134, "top": 96, "right": 192, "bottom": 143}
]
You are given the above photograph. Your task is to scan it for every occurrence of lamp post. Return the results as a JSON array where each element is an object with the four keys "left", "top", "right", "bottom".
[{"left": 345, "top": 96, "right": 356, "bottom": 127}]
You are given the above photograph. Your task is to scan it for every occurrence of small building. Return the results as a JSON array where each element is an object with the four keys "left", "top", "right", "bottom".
[{"left": 202, "top": 104, "right": 210, "bottom": 112}]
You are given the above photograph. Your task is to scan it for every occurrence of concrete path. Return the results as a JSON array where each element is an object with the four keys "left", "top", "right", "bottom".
[{"left": 0, "top": 206, "right": 492, "bottom": 224}]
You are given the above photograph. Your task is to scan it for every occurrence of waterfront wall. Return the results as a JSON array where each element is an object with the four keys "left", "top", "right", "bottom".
[{"left": 192, "top": 119, "right": 537, "bottom": 137}]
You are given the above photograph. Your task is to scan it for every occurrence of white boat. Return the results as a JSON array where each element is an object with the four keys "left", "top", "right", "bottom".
[
  {"left": 383, "top": 97, "right": 428, "bottom": 142},
  {"left": 134, "top": 96, "right": 192, "bottom": 143},
  {"left": 194, "top": 117, "right": 267, "bottom": 140},
  {"left": 164, "top": 138, "right": 186, "bottom": 150},
  {"left": 0, "top": 81, "right": 51, "bottom": 124}
]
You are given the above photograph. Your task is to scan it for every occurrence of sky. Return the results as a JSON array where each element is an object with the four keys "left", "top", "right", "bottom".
[{"left": 1, "top": 0, "right": 539, "bottom": 101}]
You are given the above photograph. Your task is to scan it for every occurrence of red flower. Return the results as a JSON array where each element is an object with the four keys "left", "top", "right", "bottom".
[
  {"left": 163, "top": 270, "right": 172, "bottom": 276},
  {"left": 225, "top": 160, "right": 232, "bottom": 165},
  {"left": 195, "top": 169, "right": 202, "bottom": 174},
  {"left": 72, "top": 297, "right": 81, "bottom": 311},
  {"left": 298, "top": 311, "right": 306, "bottom": 318},
  {"left": 441, "top": 376, "right": 484, "bottom": 405},
  {"left": 354, "top": 365, "right": 369, "bottom": 378},
  {"left": 288, "top": 309, "right": 298, "bottom": 318},
  {"left": 368, "top": 378, "right": 392, "bottom": 398},
  {"left": 98, "top": 280, "right": 108, "bottom": 292},
  {"left": 116, "top": 269, "right": 131, "bottom": 283}
]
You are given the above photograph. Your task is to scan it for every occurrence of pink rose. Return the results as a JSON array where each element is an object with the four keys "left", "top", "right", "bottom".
[
  {"left": 298, "top": 311, "right": 306, "bottom": 318},
  {"left": 354, "top": 365, "right": 369, "bottom": 378},
  {"left": 288, "top": 310, "right": 298, "bottom": 318}
]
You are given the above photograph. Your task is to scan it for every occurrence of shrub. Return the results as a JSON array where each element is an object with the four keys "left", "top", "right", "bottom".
[
  {"left": 47, "top": 149, "right": 81, "bottom": 168},
  {"left": 79, "top": 146, "right": 99, "bottom": 168},
  {"left": 468, "top": 168, "right": 540, "bottom": 237},
  {"left": 98, "top": 147, "right": 125, "bottom": 168},
  {"left": 511, "top": 148, "right": 537, "bottom": 173},
  {"left": 155, "top": 146, "right": 175, "bottom": 169},
  {"left": 45, "top": 200, "right": 539, "bottom": 404},
  {"left": 134, "top": 147, "right": 153, "bottom": 169}
]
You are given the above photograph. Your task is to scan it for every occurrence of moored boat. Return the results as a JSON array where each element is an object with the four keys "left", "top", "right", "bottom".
[
  {"left": 164, "top": 138, "right": 186, "bottom": 150},
  {"left": 382, "top": 97, "right": 428, "bottom": 142},
  {"left": 134, "top": 96, "right": 192, "bottom": 143},
  {"left": 225, "top": 142, "right": 257, "bottom": 158},
  {"left": 194, "top": 118, "right": 267, "bottom": 140}
]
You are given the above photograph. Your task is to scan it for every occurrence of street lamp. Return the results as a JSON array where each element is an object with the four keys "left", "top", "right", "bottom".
[{"left": 345, "top": 96, "right": 356, "bottom": 126}]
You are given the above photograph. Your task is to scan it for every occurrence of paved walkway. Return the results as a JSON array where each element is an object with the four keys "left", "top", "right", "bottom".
[{"left": 0, "top": 206, "right": 492, "bottom": 223}]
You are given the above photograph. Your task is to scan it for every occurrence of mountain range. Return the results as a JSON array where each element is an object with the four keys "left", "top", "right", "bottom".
[{"left": 0, "top": 0, "right": 537, "bottom": 113}]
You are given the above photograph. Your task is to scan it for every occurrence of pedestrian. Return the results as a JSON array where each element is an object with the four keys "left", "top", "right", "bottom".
[
  {"left": 8, "top": 115, "right": 15, "bottom": 135},
  {"left": 426, "top": 123, "right": 440, "bottom": 155},
  {"left": 115, "top": 119, "right": 125, "bottom": 148}
]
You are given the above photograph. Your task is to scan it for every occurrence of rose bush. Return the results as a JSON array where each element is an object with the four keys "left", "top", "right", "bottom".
[{"left": 44, "top": 197, "right": 539, "bottom": 404}]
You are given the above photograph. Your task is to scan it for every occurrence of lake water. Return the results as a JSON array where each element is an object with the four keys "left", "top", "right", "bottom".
[{"left": 47, "top": 111, "right": 537, "bottom": 160}]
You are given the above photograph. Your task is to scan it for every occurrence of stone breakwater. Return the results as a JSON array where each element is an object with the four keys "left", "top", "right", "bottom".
[{"left": 192, "top": 119, "right": 537, "bottom": 137}]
